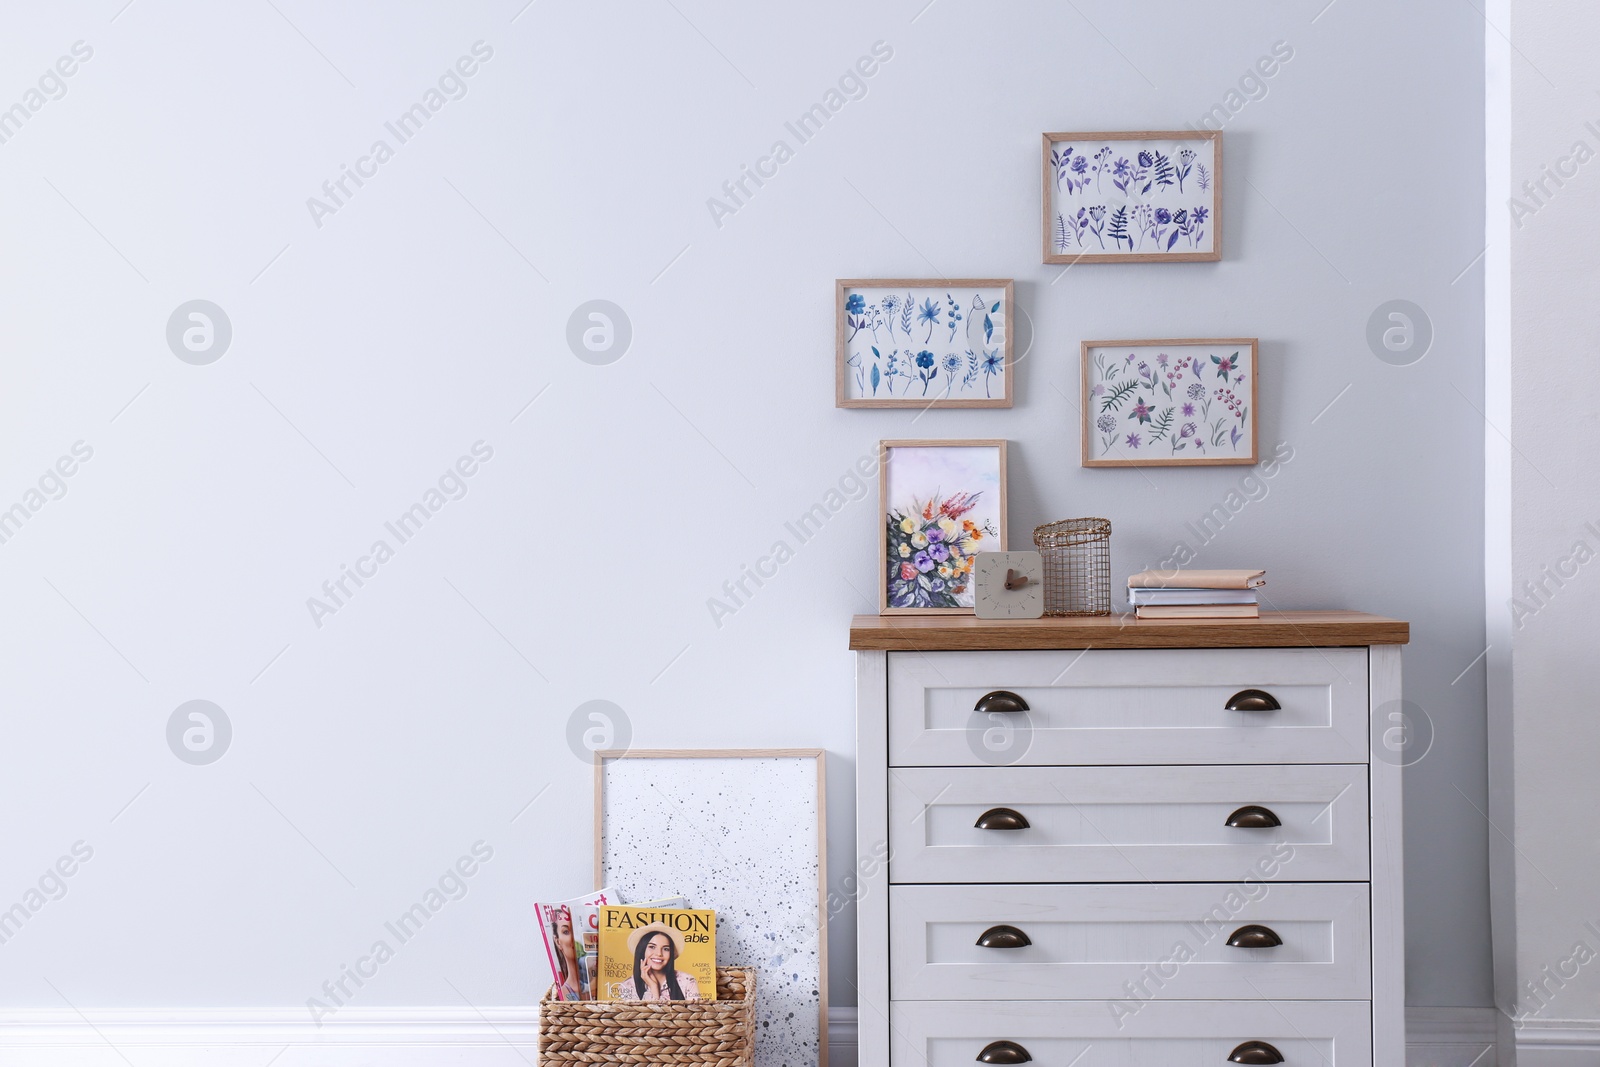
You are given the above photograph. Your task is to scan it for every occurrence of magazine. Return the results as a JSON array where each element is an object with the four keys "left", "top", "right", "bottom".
[
  {"left": 569, "top": 892, "right": 614, "bottom": 1000},
  {"left": 536, "top": 886, "right": 616, "bottom": 1001},
  {"left": 597, "top": 906, "right": 717, "bottom": 1002}
]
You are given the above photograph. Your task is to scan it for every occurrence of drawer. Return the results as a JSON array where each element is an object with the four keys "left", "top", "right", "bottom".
[
  {"left": 891, "top": 999, "right": 1372, "bottom": 1066},
  {"left": 889, "top": 648, "right": 1369, "bottom": 766},
  {"left": 888, "top": 764, "right": 1369, "bottom": 883},
  {"left": 890, "top": 882, "right": 1371, "bottom": 1000}
]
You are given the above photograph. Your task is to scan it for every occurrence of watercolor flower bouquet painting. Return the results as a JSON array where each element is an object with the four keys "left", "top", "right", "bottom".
[
  {"left": 1081, "top": 339, "right": 1258, "bottom": 468},
  {"left": 1042, "top": 130, "right": 1221, "bottom": 264},
  {"left": 837, "top": 280, "right": 1013, "bottom": 408},
  {"left": 879, "top": 440, "right": 1007, "bottom": 613}
]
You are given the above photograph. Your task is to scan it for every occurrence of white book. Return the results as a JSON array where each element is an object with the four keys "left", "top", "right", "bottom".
[
  {"left": 1128, "top": 587, "right": 1259, "bottom": 606},
  {"left": 1136, "top": 604, "right": 1260, "bottom": 619}
]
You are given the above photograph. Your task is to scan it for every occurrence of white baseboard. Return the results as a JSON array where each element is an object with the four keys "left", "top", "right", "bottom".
[
  {"left": 1407, "top": 1006, "right": 1600, "bottom": 1066},
  {"left": 0, "top": 1008, "right": 543, "bottom": 1066},
  {"left": 827, "top": 1006, "right": 858, "bottom": 1067},
  {"left": 0, "top": 1006, "right": 861, "bottom": 1066},
  {"left": 0, "top": 1003, "right": 1492, "bottom": 1067},
  {"left": 1407, "top": 1006, "right": 1499, "bottom": 1066},
  {"left": 1513, "top": 1018, "right": 1600, "bottom": 1065}
]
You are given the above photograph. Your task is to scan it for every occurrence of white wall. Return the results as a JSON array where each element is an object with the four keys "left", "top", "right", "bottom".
[
  {"left": 0, "top": 0, "right": 1488, "bottom": 1027},
  {"left": 1499, "top": 0, "right": 1600, "bottom": 1059}
]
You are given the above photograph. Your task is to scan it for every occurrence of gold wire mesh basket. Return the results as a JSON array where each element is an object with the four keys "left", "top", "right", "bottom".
[{"left": 1032, "top": 518, "right": 1112, "bottom": 617}]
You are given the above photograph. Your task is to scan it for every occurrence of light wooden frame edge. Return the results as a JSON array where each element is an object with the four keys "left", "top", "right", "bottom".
[
  {"left": 593, "top": 747, "right": 830, "bottom": 1067},
  {"left": 1041, "top": 129, "right": 1223, "bottom": 265},
  {"left": 835, "top": 279, "right": 1016, "bottom": 409},
  {"left": 877, "top": 438, "right": 1009, "bottom": 615},
  {"left": 1079, "top": 339, "right": 1258, "bottom": 468}
]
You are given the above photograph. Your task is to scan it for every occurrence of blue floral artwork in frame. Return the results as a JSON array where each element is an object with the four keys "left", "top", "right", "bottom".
[{"left": 838, "top": 279, "right": 1014, "bottom": 408}]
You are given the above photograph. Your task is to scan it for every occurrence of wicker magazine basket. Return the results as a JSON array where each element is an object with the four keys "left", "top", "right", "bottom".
[{"left": 537, "top": 967, "right": 756, "bottom": 1067}]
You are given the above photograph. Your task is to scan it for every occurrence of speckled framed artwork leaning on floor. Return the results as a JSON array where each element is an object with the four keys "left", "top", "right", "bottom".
[
  {"left": 1081, "top": 339, "right": 1258, "bottom": 468},
  {"left": 595, "top": 749, "right": 829, "bottom": 1067}
]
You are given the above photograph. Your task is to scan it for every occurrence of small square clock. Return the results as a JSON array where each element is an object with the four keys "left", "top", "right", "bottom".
[{"left": 973, "top": 551, "right": 1045, "bottom": 619}]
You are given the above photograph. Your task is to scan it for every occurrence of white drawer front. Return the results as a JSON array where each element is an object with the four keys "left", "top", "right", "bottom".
[
  {"left": 889, "top": 648, "right": 1369, "bottom": 766},
  {"left": 888, "top": 765, "right": 1369, "bottom": 883},
  {"left": 891, "top": 882, "right": 1372, "bottom": 1000},
  {"left": 891, "top": 999, "right": 1372, "bottom": 1067}
]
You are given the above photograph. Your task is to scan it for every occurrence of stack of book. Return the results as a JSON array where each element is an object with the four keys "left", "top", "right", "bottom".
[{"left": 1128, "top": 568, "right": 1266, "bottom": 619}]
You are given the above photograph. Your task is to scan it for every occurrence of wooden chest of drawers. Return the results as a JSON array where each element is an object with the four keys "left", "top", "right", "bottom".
[{"left": 852, "top": 611, "right": 1408, "bottom": 1067}]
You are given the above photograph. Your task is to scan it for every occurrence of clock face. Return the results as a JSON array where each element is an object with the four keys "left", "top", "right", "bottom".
[{"left": 973, "top": 551, "right": 1045, "bottom": 619}]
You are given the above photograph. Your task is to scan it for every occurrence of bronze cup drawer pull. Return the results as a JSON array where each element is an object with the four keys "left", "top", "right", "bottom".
[
  {"left": 1225, "top": 689, "right": 1282, "bottom": 712},
  {"left": 1224, "top": 804, "right": 1282, "bottom": 829},
  {"left": 976, "top": 1040, "right": 1032, "bottom": 1064},
  {"left": 974, "top": 690, "right": 1029, "bottom": 715},
  {"left": 1226, "top": 924, "right": 1284, "bottom": 949},
  {"left": 974, "top": 807, "right": 1030, "bottom": 830},
  {"left": 1228, "top": 1040, "right": 1285, "bottom": 1064},
  {"left": 975, "top": 924, "right": 1032, "bottom": 949}
]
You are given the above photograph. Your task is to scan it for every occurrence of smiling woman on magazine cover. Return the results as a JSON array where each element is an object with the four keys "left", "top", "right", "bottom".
[{"left": 615, "top": 923, "right": 702, "bottom": 1002}]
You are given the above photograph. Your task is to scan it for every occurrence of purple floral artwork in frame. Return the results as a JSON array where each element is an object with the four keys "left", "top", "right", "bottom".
[{"left": 1081, "top": 340, "right": 1258, "bottom": 468}]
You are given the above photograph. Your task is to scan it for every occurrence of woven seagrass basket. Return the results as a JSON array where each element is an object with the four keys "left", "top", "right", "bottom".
[{"left": 537, "top": 967, "right": 756, "bottom": 1067}]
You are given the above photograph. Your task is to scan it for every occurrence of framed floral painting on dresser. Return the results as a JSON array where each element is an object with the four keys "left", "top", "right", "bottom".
[
  {"left": 837, "top": 280, "right": 1013, "bottom": 408},
  {"left": 1081, "top": 339, "right": 1257, "bottom": 467},
  {"left": 878, "top": 440, "right": 1007, "bottom": 614},
  {"left": 1043, "top": 130, "right": 1221, "bottom": 264}
]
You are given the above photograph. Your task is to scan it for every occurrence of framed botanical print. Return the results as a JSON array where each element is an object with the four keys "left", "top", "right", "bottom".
[
  {"left": 837, "top": 279, "right": 1013, "bottom": 408},
  {"left": 1081, "top": 339, "right": 1257, "bottom": 467},
  {"left": 1042, "top": 130, "right": 1221, "bottom": 264},
  {"left": 879, "top": 440, "right": 1007, "bottom": 614}
]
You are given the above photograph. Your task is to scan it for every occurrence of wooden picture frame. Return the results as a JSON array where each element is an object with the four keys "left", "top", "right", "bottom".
[
  {"left": 836, "top": 279, "right": 1015, "bottom": 408},
  {"left": 878, "top": 439, "right": 1008, "bottom": 614},
  {"left": 1081, "top": 339, "right": 1258, "bottom": 467},
  {"left": 1042, "top": 129, "right": 1222, "bottom": 264},
  {"left": 595, "top": 749, "right": 829, "bottom": 1066}
]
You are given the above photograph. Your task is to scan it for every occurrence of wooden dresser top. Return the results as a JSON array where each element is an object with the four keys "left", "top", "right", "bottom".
[{"left": 849, "top": 610, "right": 1409, "bottom": 651}]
